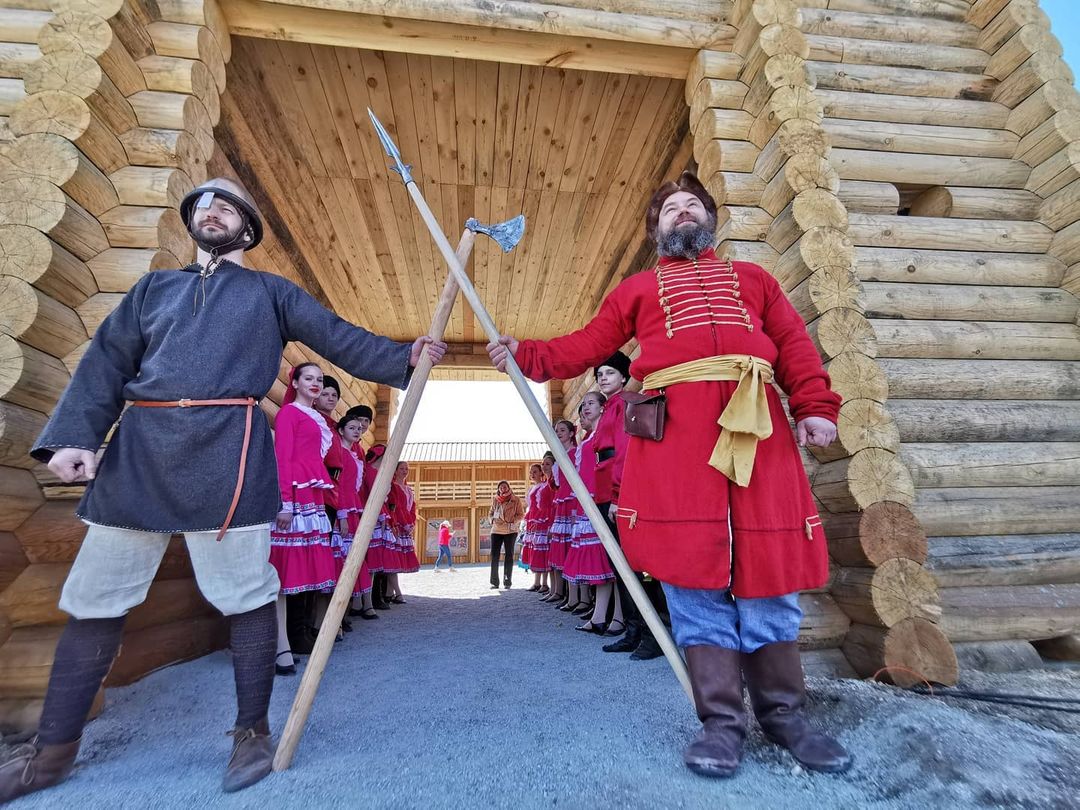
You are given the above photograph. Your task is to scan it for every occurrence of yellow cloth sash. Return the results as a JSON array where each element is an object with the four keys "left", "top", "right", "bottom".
[{"left": 642, "top": 355, "right": 775, "bottom": 487}]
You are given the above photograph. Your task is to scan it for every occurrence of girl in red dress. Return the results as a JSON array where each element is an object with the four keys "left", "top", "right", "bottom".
[
  {"left": 335, "top": 411, "right": 376, "bottom": 619},
  {"left": 561, "top": 392, "right": 616, "bottom": 633},
  {"left": 270, "top": 364, "right": 337, "bottom": 675},
  {"left": 546, "top": 419, "right": 577, "bottom": 608},
  {"left": 522, "top": 462, "right": 552, "bottom": 592},
  {"left": 360, "top": 444, "right": 398, "bottom": 609},
  {"left": 390, "top": 461, "right": 421, "bottom": 600}
]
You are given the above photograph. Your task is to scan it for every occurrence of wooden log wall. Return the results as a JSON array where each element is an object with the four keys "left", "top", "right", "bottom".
[
  {"left": 802, "top": 0, "right": 1078, "bottom": 665},
  {"left": 0, "top": 0, "right": 379, "bottom": 731}
]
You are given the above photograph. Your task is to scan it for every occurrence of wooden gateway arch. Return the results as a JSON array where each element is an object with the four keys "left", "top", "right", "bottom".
[{"left": 2, "top": 0, "right": 1079, "bottom": 729}]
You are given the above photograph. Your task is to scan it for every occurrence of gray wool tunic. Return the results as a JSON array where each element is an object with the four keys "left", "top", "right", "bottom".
[{"left": 31, "top": 260, "right": 414, "bottom": 532}]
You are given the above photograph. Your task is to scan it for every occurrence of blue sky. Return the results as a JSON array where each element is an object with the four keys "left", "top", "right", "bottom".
[{"left": 1044, "top": 0, "right": 1079, "bottom": 83}]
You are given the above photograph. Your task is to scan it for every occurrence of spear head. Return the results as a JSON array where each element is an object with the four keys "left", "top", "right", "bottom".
[{"left": 367, "top": 108, "right": 413, "bottom": 185}]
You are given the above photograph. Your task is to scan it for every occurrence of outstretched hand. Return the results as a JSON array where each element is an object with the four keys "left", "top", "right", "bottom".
[
  {"left": 796, "top": 417, "right": 837, "bottom": 448},
  {"left": 48, "top": 448, "right": 98, "bottom": 483},
  {"left": 486, "top": 336, "right": 519, "bottom": 372},
  {"left": 410, "top": 336, "right": 448, "bottom": 368}
]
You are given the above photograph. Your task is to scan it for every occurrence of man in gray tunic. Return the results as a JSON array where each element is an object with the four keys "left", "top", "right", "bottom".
[{"left": 0, "top": 178, "right": 447, "bottom": 800}]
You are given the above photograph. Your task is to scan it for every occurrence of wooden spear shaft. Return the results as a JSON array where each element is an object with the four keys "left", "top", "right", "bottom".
[
  {"left": 273, "top": 229, "right": 475, "bottom": 771},
  {"left": 402, "top": 181, "right": 695, "bottom": 704}
]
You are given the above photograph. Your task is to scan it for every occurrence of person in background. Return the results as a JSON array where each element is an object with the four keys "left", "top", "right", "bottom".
[
  {"left": 488, "top": 481, "right": 524, "bottom": 590},
  {"left": 434, "top": 519, "right": 455, "bottom": 572},
  {"left": 388, "top": 461, "right": 420, "bottom": 602},
  {"left": 522, "top": 462, "right": 552, "bottom": 593}
]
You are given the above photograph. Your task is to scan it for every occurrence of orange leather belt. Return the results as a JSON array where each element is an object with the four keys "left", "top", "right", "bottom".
[{"left": 131, "top": 397, "right": 257, "bottom": 541}]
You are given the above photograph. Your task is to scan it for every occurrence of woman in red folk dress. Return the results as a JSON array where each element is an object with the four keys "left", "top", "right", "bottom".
[
  {"left": 334, "top": 411, "right": 376, "bottom": 619},
  {"left": 561, "top": 391, "right": 617, "bottom": 634},
  {"left": 536, "top": 453, "right": 558, "bottom": 600},
  {"left": 487, "top": 172, "right": 851, "bottom": 778},
  {"left": 360, "top": 444, "right": 399, "bottom": 609},
  {"left": 545, "top": 419, "right": 578, "bottom": 607},
  {"left": 392, "top": 461, "right": 421, "bottom": 584},
  {"left": 521, "top": 462, "right": 552, "bottom": 593},
  {"left": 271, "top": 364, "right": 337, "bottom": 676}
]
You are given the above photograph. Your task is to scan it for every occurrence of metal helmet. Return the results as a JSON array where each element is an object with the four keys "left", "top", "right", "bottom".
[{"left": 179, "top": 178, "right": 264, "bottom": 254}]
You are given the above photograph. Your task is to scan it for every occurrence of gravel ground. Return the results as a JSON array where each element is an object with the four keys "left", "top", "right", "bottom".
[{"left": 10, "top": 565, "right": 1080, "bottom": 809}]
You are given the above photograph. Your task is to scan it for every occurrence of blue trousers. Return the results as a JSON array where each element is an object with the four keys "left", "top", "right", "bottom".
[
  {"left": 434, "top": 546, "right": 453, "bottom": 568},
  {"left": 661, "top": 583, "right": 802, "bottom": 653}
]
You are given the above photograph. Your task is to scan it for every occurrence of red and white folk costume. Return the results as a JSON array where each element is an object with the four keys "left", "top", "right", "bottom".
[
  {"left": 521, "top": 478, "right": 554, "bottom": 573},
  {"left": 391, "top": 479, "right": 421, "bottom": 574},
  {"left": 593, "top": 393, "right": 630, "bottom": 508},
  {"left": 561, "top": 430, "right": 615, "bottom": 585},
  {"left": 334, "top": 433, "right": 372, "bottom": 597},
  {"left": 269, "top": 401, "right": 337, "bottom": 594},
  {"left": 547, "top": 458, "right": 575, "bottom": 571},
  {"left": 515, "top": 250, "right": 840, "bottom": 599},
  {"left": 356, "top": 444, "right": 397, "bottom": 573}
]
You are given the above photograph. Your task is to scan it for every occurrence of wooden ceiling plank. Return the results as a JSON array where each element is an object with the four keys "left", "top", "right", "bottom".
[
  {"left": 527, "top": 188, "right": 589, "bottom": 338},
  {"left": 491, "top": 62, "right": 521, "bottom": 189},
  {"left": 453, "top": 59, "right": 477, "bottom": 187},
  {"left": 430, "top": 56, "right": 460, "bottom": 185},
  {"left": 608, "top": 77, "right": 678, "bottom": 193},
  {"left": 455, "top": 182, "right": 477, "bottom": 343},
  {"left": 557, "top": 70, "right": 607, "bottom": 193},
  {"left": 539, "top": 70, "right": 588, "bottom": 194},
  {"left": 578, "top": 72, "right": 630, "bottom": 194},
  {"left": 383, "top": 51, "right": 425, "bottom": 187},
  {"left": 470, "top": 184, "right": 493, "bottom": 340},
  {"left": 327, "top": 176, "right": 398, "bottom": 324},
  {"left": 474, "top": 62, "right": 498, "bottom": 188},
  {"left": 525, "top": 67, "right": 568, "bottom": 191},
  {"left": 545, "top": 190, "right": 606, "bottom": 334},
  {"left": 508, "top": 64, "right": 544, "bottom": 190},
  {"left": 278, "top": 41, "right": 350, "bottom": 178},
  {"left": 388, "top": 179, "right": 438, "bottom": 338},
  {"left": 590, "top": 73, "right": 651, "bottom": 192},
  {"left": 517, "top": 186, "right": 563, "bottom": 336},
  {"left": 405, "top": 53, "right": 441, "bottom": 187},
  {"left": 333, "top": 47, "right": 385, "bottom": 183},
  {"left": 502, "top": 187, "right": 543, "bottom": 331},
  {"left": 370, "top": 178, "right": 424, "bottom": 334},
  {"left": 311, "top": 44, "right": 370, "bottom": 180},
  {"left": 352, "top": 178, "right": 407, "bottom": 323},
  {"left": 260, "top": 41, "right": 329, "bottom": 179},
  {"left": 487, "top": 184, "right": 514, "bottom": 332}
]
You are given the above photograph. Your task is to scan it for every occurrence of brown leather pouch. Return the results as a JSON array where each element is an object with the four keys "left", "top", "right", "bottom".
[{"left": 621, "top": 390, "right": 666, "bottom": 441}]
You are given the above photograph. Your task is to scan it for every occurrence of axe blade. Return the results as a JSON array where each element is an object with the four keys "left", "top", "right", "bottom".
[{"left": 466, "top": 215, "right": 526, "bottom": 253}]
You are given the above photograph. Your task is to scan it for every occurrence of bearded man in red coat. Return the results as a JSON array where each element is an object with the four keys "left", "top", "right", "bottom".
[{"left": 488, "top": 172, "right": 851, "bottom": 777}]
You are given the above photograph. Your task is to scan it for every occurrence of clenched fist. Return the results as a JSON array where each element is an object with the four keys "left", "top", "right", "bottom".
[
  {"left": 48, "top": 448, "right": 98, "bottom": 483},
  {"left": 796, "top": 417, "right": 837, "bottom": 448}
]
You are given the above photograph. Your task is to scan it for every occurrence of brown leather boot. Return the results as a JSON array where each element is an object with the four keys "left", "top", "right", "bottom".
[
  {"left": 682, "top": 646, "right": 746, "bottom": 778},
  {"left": 0, "top": 736, "right": 80, "bottom": 803},
  {"left": 741, "top": 641, "right": 852, "bottom": 773},
  {"left": 223, "top": 718, "right": 274, "bottom": 793}
]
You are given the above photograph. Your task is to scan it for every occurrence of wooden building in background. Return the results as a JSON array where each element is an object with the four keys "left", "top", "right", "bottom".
[
  {"left": 402, "top": 441, "right": 546, "bottom": 565},
  {"left": 2, "top": 0, "right": 1080, "bottom": 730}
]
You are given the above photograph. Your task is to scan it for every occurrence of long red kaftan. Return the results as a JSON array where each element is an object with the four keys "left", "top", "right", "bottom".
[{"left": 515, "top": 251, "right": 840, "bottom": 598}]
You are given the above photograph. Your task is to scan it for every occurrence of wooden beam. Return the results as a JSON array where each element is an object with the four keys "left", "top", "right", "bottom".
[
  {"left": 255, "top": 0, "right": 735, "bottom": 49},
  {"left": 219, "top": 0, "right": 697, "bottom": 79}
]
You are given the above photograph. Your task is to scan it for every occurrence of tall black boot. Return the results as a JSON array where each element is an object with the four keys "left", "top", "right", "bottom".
[
  {"left": 741, "top": 641, "right": 852, "bottom": 773},
  {"left": 683, "top": 646, "right": 745, "bottom": 778},
  {"left": 285, "top": 594, "right": 314, "bottom": 655},
  {"left": 0, "top": 616, "right": 126, "bottom": 802}
]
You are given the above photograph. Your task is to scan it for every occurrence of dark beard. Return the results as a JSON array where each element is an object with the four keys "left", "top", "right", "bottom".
[
  {"left": 194, "top": 222, "right": 243, "bottom": 248},
  {"left": 656, "top": 216, "right": 716, "bottom": 260}
]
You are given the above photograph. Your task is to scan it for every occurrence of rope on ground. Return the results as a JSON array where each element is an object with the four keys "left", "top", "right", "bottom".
[{"left": 867, "top": 665, "right": 1080, "bottom": 714}]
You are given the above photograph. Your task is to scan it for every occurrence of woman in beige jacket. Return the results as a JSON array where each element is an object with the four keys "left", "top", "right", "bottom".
[{"left": 489, "top": 481, "right": 525, "bottom": 589}]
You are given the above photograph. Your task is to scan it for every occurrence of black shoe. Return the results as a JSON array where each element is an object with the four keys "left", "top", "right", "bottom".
[
  {"left": 605, "top": 620, "right": 626, "bottom": 637},
  {"left": 604, "top": 621, "right": 641, "bottom": 653},
  {"left": 374, "top": 601, "right": 391, "bottom": 610},
  {"left": 572, "top": 602, "right": 594, "bottom": 616},
  {"left": 490, "top": 584, "right": 500, "bottom": 590},
  {"left": 559, "top": 601, "right": 579, "bottom": 612},
  {"left": 275, "top": 652, "right": 296, "bottom": 676},
  {"left": 503, "top": 581, "right": 512, "bottom": 589},
  {"left": 341, "top": 619, "right": 353, "bottom": 633},
  {"left": 358, "top": 608, "right": 379, "bottom": 620},
  {"left": 630, "top": 635, "right": 664, "bottom": 661},
  {"left": 348, "top": 607, "right": 366, "bottom": 617}
]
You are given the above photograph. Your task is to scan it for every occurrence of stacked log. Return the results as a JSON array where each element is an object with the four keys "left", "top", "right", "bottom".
[{"left": 793, "top": 0, "right": 1080, "bottom": 669}]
